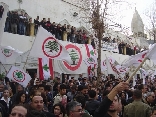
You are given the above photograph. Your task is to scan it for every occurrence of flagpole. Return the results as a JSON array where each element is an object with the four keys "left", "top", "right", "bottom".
[
  {"left": 0, "top": 62, "right": 7, "bottom": 73},
  {"left": 22, "top": 36, "right": 36, "bottom": 71},
  {"left": 126, "top": 57, "right": 147, "bottom": 83}
]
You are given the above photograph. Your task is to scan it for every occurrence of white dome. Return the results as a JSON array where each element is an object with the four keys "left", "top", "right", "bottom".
[{"left": 131, "top": 8, "right": 144, "bottom": 34}]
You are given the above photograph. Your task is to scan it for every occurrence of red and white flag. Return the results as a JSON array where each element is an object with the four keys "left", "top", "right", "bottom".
[
  {"left": 122, "top": 44, "right": 156, "bottom": 67},
  {"left": 30, "top": 27, "right": 71, "bottom": 60},
  {"left": 7, "top": 66, "right": 31, "bottom": 87},
  {"left": 38, "top": 57, "right": 54, "bottom": 80},
  {"left": 122, "top": 50, "right": 148, "bottom": 67},
  {"left": 106, "top": 57, "right": 119, "bottom": 75},
  {"left": 116, "top": 65, "right": 129, "bottom": 74},
  {"left": 85, "top": 44, "right": 97, "bottom": 77}
]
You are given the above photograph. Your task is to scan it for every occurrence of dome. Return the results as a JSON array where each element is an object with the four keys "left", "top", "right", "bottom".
[{"left": 131, "top": 8, "right": 144, "bottom": 34}]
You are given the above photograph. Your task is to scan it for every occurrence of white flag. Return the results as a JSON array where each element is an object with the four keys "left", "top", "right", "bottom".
[
  {"left": 29, "top": 27, "right": 71, "bottom": 60},
  {"left": 7, "top": 66, "right": 31, "bottom": 87},
  {"left": 0, "top": 46, "right": 22, "bottom": 64},
  {"left": 101, "top": 57, "right": 116, "bottom": 71},
  {"left": 106, "top": 57, "right": 118, "bottom": 75},
  {"left": 147, "top": 44, "right": 156, "bottom": 64},
  {"left": 140, "top": 68, "right": 148, "bottom": 78},
  {"left": 101, "top": 60, "right": 107, "bottom": 71},
  {"left": 0, "top": 2, "right": 9, "bottom": 44},
  {"left": 116, "top": 65, "right": 129, "bottom": 74},
  {"left": 122, "top": 50, "right": 148, "bottom": 67}
]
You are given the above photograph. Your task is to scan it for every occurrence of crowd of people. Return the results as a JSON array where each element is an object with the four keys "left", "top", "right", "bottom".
[
  {"left": 4, "top": 10, "right": 90, "bottom": 44},
  {"left": 4, "top": 10, "right": 149, "bottom": 56},
  {"left": 0, "top": 73, "right": 156, "bottom": 117},
  {"left": 103, "top": 36, "right": 147, "bottom": 56}
]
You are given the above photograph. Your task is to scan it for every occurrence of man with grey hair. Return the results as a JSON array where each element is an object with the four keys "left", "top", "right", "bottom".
[
  {"left": 66, "top": 101, "right": 83, "bottom": 117},
  {"left": 143, "top": 91, "right": 155, "bottom": 107}
]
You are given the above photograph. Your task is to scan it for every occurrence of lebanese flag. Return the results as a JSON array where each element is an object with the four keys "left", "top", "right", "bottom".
[
  {"left": 29, "top": 27, "right": 71, "bottom": 60},
  {"left": 85, "top": 44, "right": 97, "bottom": 77},
  {"left": 7, "top": 66, "right": 31, "bottom": 87},
  {"left": 88, "top": 64, "right": 96, "bottom": 77},
  {"left": 38, "top": 57, "right": 54, "bottom": 80}
]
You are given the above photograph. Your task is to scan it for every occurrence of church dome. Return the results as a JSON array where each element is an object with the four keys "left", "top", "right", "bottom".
[{"left": 131, "top": 8, "right": 144, "bottom": 34}]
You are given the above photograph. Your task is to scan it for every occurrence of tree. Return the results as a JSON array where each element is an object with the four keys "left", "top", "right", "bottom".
[
  {"left": 145, "top": 1, "right": 156, "bottom": 43},
  {"left": 15, "top": 71, "right": 23, "bottom": 79},
  {"left": 45, "top": 41, "right": 59, "bottom": 53},
  {"left": 43, "top": 64, "right": 49, "bottom": 72},
  {"left": 69, "top": 49, "right": 79, "bottom": 65},
  {"left": 69, "top": 0, "right": 131, "bottom": 83},
  {"left": 4, "top": 49, "right": 10, "bottom": 54},
  {"left": 0, "top": 72, "right": 5, "bottom": 81}
]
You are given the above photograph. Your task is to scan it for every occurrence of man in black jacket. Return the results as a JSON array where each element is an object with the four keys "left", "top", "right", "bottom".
[
  {"left": 94, "top": 82, "right": 129, "bottom": 117},
  {"left": 85, "top": 90, "right": 100, "bottom": 116},
  {"left": 30, "top": 96, "right": 55, "bottom": 117}
]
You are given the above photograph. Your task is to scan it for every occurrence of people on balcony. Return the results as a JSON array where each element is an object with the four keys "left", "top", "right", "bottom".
[{"left": 4, "top": 10, "right": 147, "bottom": 56}]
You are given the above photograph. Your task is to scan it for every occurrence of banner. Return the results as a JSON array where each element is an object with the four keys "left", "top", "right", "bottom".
[
  {"left": 102, "top": 42, "right": 119, "bottom": 53},
  {"left": 54, "top": 42, "right": 88, "bottom": 74},
  {"left": 0, "top": 2, "right": 8, "bottom": 44}
]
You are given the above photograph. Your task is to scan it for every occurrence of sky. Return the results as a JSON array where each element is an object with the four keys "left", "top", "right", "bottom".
[{"left": 110, "top": 0, "right": 154, "bottom": 32}]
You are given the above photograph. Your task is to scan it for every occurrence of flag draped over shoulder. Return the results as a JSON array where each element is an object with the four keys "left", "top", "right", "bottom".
[
  {"left": 38, "top": 57, "right": 54, "bottom": 80},
  {"left": 29, "top": 27, "right": 71, "bottom": 60},
  {"left": 0, "top": 2, "right": 8, "bottom": 44},
  {"left": 7, "top": 66, "right": 31, "bottom": 87},
  {"left": 0, "top": 46, "right": 22, "bottom": 64}
]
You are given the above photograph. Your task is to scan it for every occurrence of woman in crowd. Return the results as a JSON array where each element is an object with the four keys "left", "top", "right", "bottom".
[
  {"left": 52, "top": 103, "right": 65, "bottom": 117},
  {"left": 0, "top": 88, "right": 10, "bottom": 111},
  {"left": 14, "top": 91, "right": 27, "bottom": 105},
  {"left": 8, "top": 86, "right": 13, "bottom": 98}
]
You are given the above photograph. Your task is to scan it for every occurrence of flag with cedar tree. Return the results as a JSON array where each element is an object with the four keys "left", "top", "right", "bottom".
[
  {"left": 7, "top": 66, "right": 31, "bottom": 87},
  {"left": 38, "top": 57, "right": 54, "bottom": 80},
  {"left": 29, "top": 27, "right": 71, "bottom": 61}
]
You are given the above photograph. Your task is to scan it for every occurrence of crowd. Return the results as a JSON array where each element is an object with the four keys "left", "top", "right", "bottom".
[
  {"left": 4, "top": 10, "right": 91, "bottom": 44},
  {"left": 0, "top": 73, "right": 156, "bottom": 117},
  {"left": 103, "top": 36, "right": 148, "bottom": 56}
]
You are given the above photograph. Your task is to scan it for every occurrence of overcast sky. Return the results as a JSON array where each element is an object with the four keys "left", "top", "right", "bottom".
[{"left": 117, "top": 0, "right": 154, "bottom": 28}]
